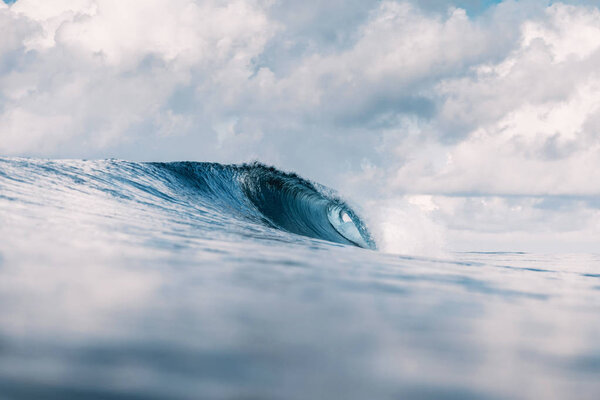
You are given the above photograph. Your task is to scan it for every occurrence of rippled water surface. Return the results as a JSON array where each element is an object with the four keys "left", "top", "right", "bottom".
[{"left": 0, "top": 158, "right": 599, "bottom": 399}]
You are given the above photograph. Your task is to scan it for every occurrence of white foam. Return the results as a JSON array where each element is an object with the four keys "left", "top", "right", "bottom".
[{"left": 363, "top": 196, "right": 447, "bottom": 257}]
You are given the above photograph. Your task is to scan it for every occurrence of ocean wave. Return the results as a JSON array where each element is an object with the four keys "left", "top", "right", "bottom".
[
  {"left": 154, "top": 161, "right": 376, "bottom": 249},
  {"left": 0, "top": 158, "right": 376, "bottom": 249}
]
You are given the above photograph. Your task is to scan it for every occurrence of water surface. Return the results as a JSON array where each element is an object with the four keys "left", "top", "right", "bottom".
[{"left": 0, "top": 158, "right": 598, "bottom": 399}]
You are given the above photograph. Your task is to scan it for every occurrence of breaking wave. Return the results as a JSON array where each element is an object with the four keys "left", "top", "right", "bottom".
[{"left": 0, "top": 159, "right": 375, "bottom": 249}]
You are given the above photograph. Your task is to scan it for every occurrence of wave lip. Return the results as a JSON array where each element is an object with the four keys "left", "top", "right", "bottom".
[{"left": 236, "top": 163, "right": 376, "bottom": 249}]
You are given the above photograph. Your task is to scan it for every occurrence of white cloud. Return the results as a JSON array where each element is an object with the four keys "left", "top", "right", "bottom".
[
  {"left": 0, "top": 0, "right": 275, "bottom": 156},
  {"left": 383, "top": 3, "right": 600, "bottom": 198},
  {"left": 522, "top": 4, "right": 600, "bottom": 62}
]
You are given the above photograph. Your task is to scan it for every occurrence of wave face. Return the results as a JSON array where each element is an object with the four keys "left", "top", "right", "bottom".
[
  {"left": 158, "top": 161, "right": 375, "bottom": 248},
  {"left": 0, "top": 158, "right": 375, "bottom": 249}
]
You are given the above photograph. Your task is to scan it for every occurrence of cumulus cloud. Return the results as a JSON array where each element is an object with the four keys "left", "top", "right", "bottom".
[
  {"left": 0, "top": 0, "right": 275, "bottom": 156},
  {"left": 396, "top": 3, "right": 600, "bottom": 196},
  {"left": 2, "top": 0, "right": 600, "bottom": 252}
]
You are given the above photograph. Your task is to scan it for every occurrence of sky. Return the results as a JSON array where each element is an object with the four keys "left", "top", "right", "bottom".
[{"left": 2, "top": 0, "right": 600, "bottom": 253}]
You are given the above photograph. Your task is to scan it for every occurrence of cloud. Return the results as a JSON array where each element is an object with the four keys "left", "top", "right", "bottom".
[
  {"left": 383, "top": 3, "right": 600, "bottom": 197},
  {"left": 0, "top": 0, "right": 275, "bottom": 156}
]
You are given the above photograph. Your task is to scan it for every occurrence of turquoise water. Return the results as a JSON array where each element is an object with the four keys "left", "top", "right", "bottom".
[{"left": 0, "top": 158, "right": 598, "bottom": 399}]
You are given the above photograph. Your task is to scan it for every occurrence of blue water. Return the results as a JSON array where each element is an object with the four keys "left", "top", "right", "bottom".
[{"left": 0, "top": 158, "right": 599, "bottom": 399}]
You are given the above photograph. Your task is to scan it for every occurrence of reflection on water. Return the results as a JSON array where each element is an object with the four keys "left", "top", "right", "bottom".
[{"left": 0, "top": 159, "right": 599, "bottom": 399}]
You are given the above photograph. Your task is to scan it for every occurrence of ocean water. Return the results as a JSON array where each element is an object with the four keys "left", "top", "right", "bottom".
[{"left": 0, "top": 158, "right": 599, "bottom": 400}]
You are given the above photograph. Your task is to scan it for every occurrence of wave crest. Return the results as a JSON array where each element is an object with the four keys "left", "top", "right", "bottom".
[{"left": 153, "top": 161, "right": 376, "bottom": 249}]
